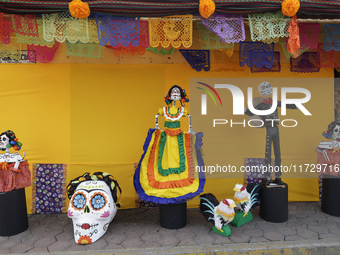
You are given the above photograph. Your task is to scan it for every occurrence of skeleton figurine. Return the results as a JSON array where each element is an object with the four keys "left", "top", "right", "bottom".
[
  {"left": 155, "top": 85, "right": 194, "bottom": 134},
  {"left": 67, "top": 172, "right": 121, "bottom": 245},
  {"left": 0, "top": 130, "right": 25, "bottom": 170},
  {"left": 245, "top": 82, "right": 298, "bottom": 186},
  {"left": 317, "top": 121, "right": 340, "bottom": 166}
]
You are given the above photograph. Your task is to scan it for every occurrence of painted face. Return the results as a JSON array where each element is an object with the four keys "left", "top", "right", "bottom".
[
  {"left": 333, "top": 125, "right": 340, "bottom": 140},
  {"left": 67, "top": 180, "right": 117, "bottom": 245},
  {"left": 258, "top": 82, "right": 272, "bottom": 96},
  {"left": 0, "top": 134, "right": 9, "bottom": 149},
  {"left": 170, "top": 87, "right": 181, "bottom": 101}
]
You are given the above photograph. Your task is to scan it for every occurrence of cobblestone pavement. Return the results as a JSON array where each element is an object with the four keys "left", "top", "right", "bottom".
[{"left": 1, "top": 202, "right": 340, "bottom": 254}]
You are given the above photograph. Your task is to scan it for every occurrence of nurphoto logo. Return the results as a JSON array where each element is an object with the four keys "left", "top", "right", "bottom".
[{"left": 196, "top": 82, "right": 312, "bottom": 128}]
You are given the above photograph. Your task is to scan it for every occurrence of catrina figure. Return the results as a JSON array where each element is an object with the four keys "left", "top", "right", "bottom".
[
  {"left": 0, "top": 130, "right": 31, "bottom": 192},
  {"left": 134, "top": 85, "right": 206, "bottom": 204},
  {"left": 316, "top": 121, "right": 340, "bottom": 176},
  {"left": 67, "top": 172, "right": 122, "bottom": 245}
]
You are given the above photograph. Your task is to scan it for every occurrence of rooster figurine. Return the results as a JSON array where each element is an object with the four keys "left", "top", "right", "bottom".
[
  {"left": 232, "top": 183, "right": 260, "bottom": 227},
  {"left": 199, "top": 193, "right": 236, "bottom": 237}
]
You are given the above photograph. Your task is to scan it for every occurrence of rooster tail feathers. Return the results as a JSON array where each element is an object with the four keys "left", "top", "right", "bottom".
[
  {"left": 199, "top": 193, "right": 219, "bottom": 223},
  {"left": 247, "top": 183, "right": 261, "bottom": 210}
]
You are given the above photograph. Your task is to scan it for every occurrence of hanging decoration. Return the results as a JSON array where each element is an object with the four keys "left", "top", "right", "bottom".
[
  {"left": 199, "top": 0, "right": 215, "bottom": 19},
  {"left": 290, "top": 52, "right": 320, "bottom": 73},
  {"left": 239, "top": 42, "right": 274, "bottom": 68},
  {"left": 317, "top": 43, "right": 340, "bottom": 69},
  {"left": 251, "top": 52, "right": 281, "bottom": 73},
  {"left": 106, "top": 45, "right": 145, "bottom": 57},
  {"left": 248, "top": 11, "right": 290, "bottom": 42},
  {"left": 279, "top": 42, "right": 308, "bottom": 59},
  {"left": 0, "top": 13, "right": 3, "bottom": 42},
  {"left": 95, "top": 13, "right": 140, "bottom": 47},
  {"left": 149, "top": 15, "right": 192, "bottom": 49},
  {"left": 299, "top": 23, "right": 319, "bottom": 50},
  {"left": 27, "top": 42, "right": 60, "bottom": 63},
  {"left": 12, "top": 14, "right": 39, "bottom": 37},
  {"left": 214, "top": 51, "right": 245, "bottom": 71},
  {"left": 0, "top": 37, "right": 21, "bottom": 60},
  {"left": 179, "top": 49, "right": 210, "bottom": 71},
  {"left": 65, "top": 41, "right": 101, "bottom": 59},
  {"left": 31, "top": 164, "right": 67, "bottom": 214},
  {"left": 281, "top": 0, "right": 300, "bottom": 17},
  {"left": 146, "top": 47, "right": 175, "bottom": 55},
  {"left": 139, "top": 21, "right": 149, "bottom": 48},
  {"left": 324, "top": 24, "right": 340, "bottom": 52},
  {"left": 88, "top": 19, "right": 99, "bottom": 44},
  {"left": 43, "top": 12, "right": 89, "bottom": 43},
  {"left": 197, "top": 21, "right": 234, "bottom": 50},
  {"left": 200, "top": 13, "right": 245, "bottom": 44},
  {"left": 2, "top": 14, "right": 13, "bottom": 44},
  {"left": 16, "top": 18, "right": 55, "bottom": 46},
  {"left": 218, "top": 47, "right": 234, "bottom": 58},
  {"left": 69, "top": 0, "right": 90, "bottom": 19},
  {"left": 287, "top": 15, "right": 300, "bottom": 58},
  {"left": 261, "top": 38, "right": 279, "bottom": 44}
]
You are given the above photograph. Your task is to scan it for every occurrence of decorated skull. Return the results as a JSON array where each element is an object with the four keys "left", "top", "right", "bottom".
[
  {"left": 333, "top": 125, "right": 340, "bottom": 140},
  {"left": 170, "top": 87, "right": 181, "bottom": 101},
  {"left": 67, "top": 173, "right": 121, "bottom": 245},
  {"left": 258, "top": 82, "right": 272, "bottom": 97},
  {"left": 0, "top": 134, "right": 9, "bottom": 150}
]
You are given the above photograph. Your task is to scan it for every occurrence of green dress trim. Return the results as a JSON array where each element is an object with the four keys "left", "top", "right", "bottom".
[
  {"left": 167, "top": 106, "right": 180, "bottom": 116},
  {"left": 164, "top": 121, "right": 181, "bottom": 128},
  {"left": 158, "top": 131, "right": 186, "bottom": 176}
]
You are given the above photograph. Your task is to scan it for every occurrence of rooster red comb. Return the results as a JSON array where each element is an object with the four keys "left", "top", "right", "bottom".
[
  {"left": 240, "top": 186, "right": 245, "bottom": 192},
  {"left": 222, "top": 199, "right": 229, "bottom": 206}
]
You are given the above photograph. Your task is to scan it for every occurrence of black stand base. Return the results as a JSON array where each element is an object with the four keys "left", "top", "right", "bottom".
[
  {"left": 260, "top": 182, "right": 288, "bottom": 223},
  {"left": 0, "top": 188, "right": 29, "bottom": 236},
  {"left": 159, "top": 202, "right": 187, "bottom": 229},
  {"left": 321, "top": 175, "right": 340, "bottom": 216}
]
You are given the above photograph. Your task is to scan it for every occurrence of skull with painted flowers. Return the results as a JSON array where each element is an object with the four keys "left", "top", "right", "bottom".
[{"left": 67, "top": 172, "right": 121, "bottom": 245}]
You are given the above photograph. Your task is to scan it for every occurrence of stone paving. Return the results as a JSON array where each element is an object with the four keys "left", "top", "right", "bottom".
[{"left": 1, "top": 202, "right": 340, "bottom": 254}]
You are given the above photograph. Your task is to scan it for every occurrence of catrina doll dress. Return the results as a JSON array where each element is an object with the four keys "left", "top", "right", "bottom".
[
  {"left": 134, "top": 106, "right": 205, "bottom": 204},
  {"left": 0, "top": 161, "right": 31, "bottom": 192}
]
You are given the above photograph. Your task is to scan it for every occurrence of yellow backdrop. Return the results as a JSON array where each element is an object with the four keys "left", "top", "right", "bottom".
[{"left": 0, "top": 62, "right": 333, "bottom": 213}]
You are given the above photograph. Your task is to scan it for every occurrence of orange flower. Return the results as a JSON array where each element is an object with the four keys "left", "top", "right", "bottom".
[
  {"left": 69, "top": 0, "right": 90, "bottom": 19},
  {"left": 287, "top": 15, "right": 300, "bottom": 58},
  {"left": 199, "top": 0, "right": 215, "bottom": 19},
  {"left": 281, "top": 0, "right": 300, "bottom": 17},
  {"left": 78, "top": 235, "right": 92, "bottom": 244}
]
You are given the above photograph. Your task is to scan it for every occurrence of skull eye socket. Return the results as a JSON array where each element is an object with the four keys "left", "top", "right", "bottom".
[
  {"left": 90, "top": 193, "right": 107, "bottom": 210},
  {"left": 335, "top": 129, "right": 339, "bottom": 133},
  {"left": 71, "top": 192, "right": 86, "bottom": 210},
  {"left": 1, "top": 136, "right": 7, "bottom": 142}
]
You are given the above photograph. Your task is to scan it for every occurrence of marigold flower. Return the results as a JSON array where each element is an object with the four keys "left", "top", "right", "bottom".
[
  {"left": 199, "top": 0, "right": 215, "bottom": 19},
  {"left": 282, "top": 0, "right": 300, "bottom": 17},
  {"left": 69, "top": 0, "right": 90, "bottom": 19}
]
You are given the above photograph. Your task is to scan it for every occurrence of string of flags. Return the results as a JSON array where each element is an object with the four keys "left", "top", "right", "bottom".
[{"left": 0, "top": 0, "right": 339, "bottom": 72}]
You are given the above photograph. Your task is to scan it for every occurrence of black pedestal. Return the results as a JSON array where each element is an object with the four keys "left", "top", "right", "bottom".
[
  {"left": 321, "top": 175, "right": 340, "bottom": 216},
  {"left": 0, "top": 188, "right": 29, "bottom": 236},
  {"left": 159, "top": 202, "right": 187, "bottom": 229},
  {"left": 260, "top": 183, "right": 288, "bottom": 223}
]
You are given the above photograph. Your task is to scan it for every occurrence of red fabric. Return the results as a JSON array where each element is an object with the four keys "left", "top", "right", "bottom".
[
  {"left": 0, "top": 161, "right": 31, "bottom": 192},
  {"left": 263, "top": 97, "right": 272, "bottom": 105},
  {"left": 317, "top": 151, "right": 340, "bottom": 176}
]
